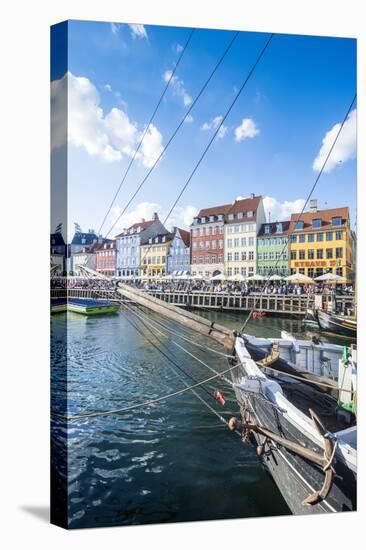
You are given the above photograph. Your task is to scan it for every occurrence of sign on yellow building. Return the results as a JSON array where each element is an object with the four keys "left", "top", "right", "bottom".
[{"left": 289, "top": 204, "right": 353, "bottom": 281}]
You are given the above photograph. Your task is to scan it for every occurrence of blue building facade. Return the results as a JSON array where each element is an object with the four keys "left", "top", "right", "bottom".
[
  {"left": 166, "top": 227, "right": 191, "bottom": 274},
  {"left": 115, "top": 213, "right": 167, "bottom": 277}
]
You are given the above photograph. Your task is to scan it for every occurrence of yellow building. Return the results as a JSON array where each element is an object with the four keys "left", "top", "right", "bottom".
[
  {"left": 289, "top": 204, "right": 353, "bottom": 281},
  {"left": 140, "top": 232, "right": 173, "bottom": 277}
]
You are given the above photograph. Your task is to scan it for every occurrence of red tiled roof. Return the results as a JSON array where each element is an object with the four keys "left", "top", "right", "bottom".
[
  {"left": 289, "top": 207, "right": 349, "bottom": 233},
  {"left": 115, "top": 219, "right": 154, "bottom": 237},
  {"left": 196, "top": 203, "right": 232, "bottom": 218},
  {"left": 176, "top": 228, "right": 190, "bottom": 247},
  {"left": 226, "top": 196, "right": 262, "bottom": 222}
]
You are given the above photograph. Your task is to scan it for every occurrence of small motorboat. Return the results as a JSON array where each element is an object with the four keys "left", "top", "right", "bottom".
[{"left": 316, "top": 309, "right": 357, "bottom": 339}]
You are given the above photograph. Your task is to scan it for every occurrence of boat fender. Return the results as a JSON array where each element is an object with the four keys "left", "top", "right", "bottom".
[{"left": 214, "top": 390, "right": 226, "bottom": 406}]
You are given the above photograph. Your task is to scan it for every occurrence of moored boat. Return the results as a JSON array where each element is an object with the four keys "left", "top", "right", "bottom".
[{"left": 316, "top": 309, "right": 357, "bottom": 338}]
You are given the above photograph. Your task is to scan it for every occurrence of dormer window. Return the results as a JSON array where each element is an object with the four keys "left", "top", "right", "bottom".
[
  {"left": 149, "top": 238, "right": 152, "bottom": 244},
  {"left": 162, "top": 236, "right": 166, "bottom": 242},
  {"left": 264, "top": 224, "right": 271, "bottom": 234},
  {"left": 237, "top": 212, "right": 243, "bottom": 219},
  {"left": 276, "top": 223, "right": 282, "bottom": 233},
  {"left": 201, "top": 217, "right": 206, "bottom": 224},
  {"left": 209, "top": 215, "right": 214, "bottom": 222},
  {"left": 312, "top": 218, "right": 322, "bottom": 229},
  {"left": 295, "top": 221, "right": 304, "bottom": 230},
  {"left": 81, "top": 238, "right": 86, "bottom": 244},
  {"left": 228, "top": 213, "right": 234, "bottom": 221},
  {"left": 218, "top": 214, "right": 223, "bottom": 221},
  {"left": 332, "top": 216, "right": 342, "bottom": 227},
  {"left": 247, "top": 211, "right": 253, "bottom": 218}
]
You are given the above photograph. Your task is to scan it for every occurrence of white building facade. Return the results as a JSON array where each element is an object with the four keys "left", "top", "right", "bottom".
[{"left": 224, "top": 195, "right": 266, "bottom": 278}]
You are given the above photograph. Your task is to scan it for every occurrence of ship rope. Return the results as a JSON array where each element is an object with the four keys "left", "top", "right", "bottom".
[{"left": 239, "top": 92, "right": 357, "bottom": 334}]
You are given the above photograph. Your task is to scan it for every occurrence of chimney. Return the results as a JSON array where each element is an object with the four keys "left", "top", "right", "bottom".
[
  {"left": 310, "top": 199, "right": 317, "bottom": 212},
  {"left": 153, "top": 212, "right": 158, "bottom": 221},
  {"left": 250, "top": 193, "right": 255, "bottom": 199}
]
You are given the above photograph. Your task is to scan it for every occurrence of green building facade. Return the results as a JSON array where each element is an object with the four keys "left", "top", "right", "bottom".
[{"left": 257, "top": 221, "right": 290, "bottom": 276}]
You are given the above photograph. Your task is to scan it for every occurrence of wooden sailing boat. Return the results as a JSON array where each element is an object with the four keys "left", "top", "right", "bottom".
[{"left": 117, "top": 283, "right": 357, "bottom": 515}]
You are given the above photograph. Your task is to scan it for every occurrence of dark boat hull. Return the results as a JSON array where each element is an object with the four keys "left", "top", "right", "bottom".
[
  {"left": 317, "top": 310, "right": 357, "bottom": 338},
  {"left": 231, "top": 363, "right": 357, "bottom": 514}
]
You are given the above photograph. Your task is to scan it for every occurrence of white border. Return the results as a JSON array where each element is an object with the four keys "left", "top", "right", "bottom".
[{"left": 1, "top": 1, "right": 364, "bottom": 548}]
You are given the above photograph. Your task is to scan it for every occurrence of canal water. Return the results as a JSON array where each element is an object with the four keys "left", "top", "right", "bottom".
[{"left": 51, "top": 308, "right": 342, "bottom": 529}]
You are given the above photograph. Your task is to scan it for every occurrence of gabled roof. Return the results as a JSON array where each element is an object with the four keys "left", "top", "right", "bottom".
[
  {"left": 225, "top": 196, "right": 262, "bottom": 222},
  {"left": 257, "top": 221, "right": 290, "bottom": 237},
  {"left": 71, "top": 231, "right": 98, "bottom": 245},
  {"left": 50, "top": 232, "right": 65, "bottom": 246},
  {"left": 196, "top": 203, "right": 232, "bottom": 218},
  {"left": 115, "top": 219, "right": 155, "bottom": 238},
  {"left": 289, "top": 207, "right": 349, "bottom": 233},
  {"left": 142, "top": 232, "right": 174, "bottom": 245},
  {"left": 176, "top": 228, "right": 190, "bottom": 247}
]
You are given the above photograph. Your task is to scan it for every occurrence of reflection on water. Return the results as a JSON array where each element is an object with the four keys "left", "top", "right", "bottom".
[{"left": 53, "top": 308, "right": 335, "bottom": 528}]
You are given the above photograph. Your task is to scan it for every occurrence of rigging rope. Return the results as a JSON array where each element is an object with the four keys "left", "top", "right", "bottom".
[
  {"left": 139, "top": 33, "right": 274, "bottom": 268},
  {"left": 96, "top": 28, "right": 195, "bottom": 237},
  {"left": 104, "top": 30, "right": 240, "bottom": 240},
  {"left": 239, "top": 93, "right": 357, "bottom": 333}
]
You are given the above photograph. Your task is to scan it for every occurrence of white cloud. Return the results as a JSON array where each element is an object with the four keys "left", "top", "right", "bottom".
[
  {"left": 104, "top": 84, "right": 112, "bottom": 92},
  {"left": 109, "top": 202, "right": 198, "bottom": 236},
  {"left": 184, "top": 114, "right": 194, "bottom": 123},
  {"left": 263, "top": 196, "right": 306, "bottom": 222},
  {"left": 176, "top": 43, "right": 184, "bottom": 53},
  {"left": 128, "top": 23, "right": 148, "bottom": 39},
  {"left": 200, "top": 115, "right": 227, "bottom": 139},
  {"left": 234, "top": 118, "right": 260, "bottom": 142},
  {"left": 163, "top": 69, "right": 192, "bottom": 107},
  {"left": 51, "top": 72, "right": 164, "bottom": 167},
  {"left": 110, "top": 23, "right": 120, "bottom": 35},
  {"left": 312, "top": 109, "right": 356, "bottom": 173}
]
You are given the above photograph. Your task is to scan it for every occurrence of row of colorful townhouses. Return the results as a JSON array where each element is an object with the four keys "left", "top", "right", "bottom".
[{"left": 51, "top": 198, "right": 355, "bottom": 281}]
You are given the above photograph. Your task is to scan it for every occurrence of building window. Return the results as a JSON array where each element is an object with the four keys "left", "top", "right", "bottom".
[
  {"left": 336, "top": 231, "right": 343, "bottom": 240},
  {"left": 205, "top": 241, "right": 210, "bottom": 249},
  {"left": 308, "top": 249, "right": 314, "bottom": 260},
  {"left": 234, "top": 267, "right": 239, "bottom": 275},
  {"left": 299, "top": 268, "right": 305, "bottom": 275},
  {"left": 249, "top": 251, "right": 254, "bottom": 261},
  {"left": 227, "top": 268, "right": 232, "bottom": 276},
  {"left": 248, "top": 237, "right": 254, "bottom": 246},
  {"left": 291, "top": 235, "right": 297, "bottom": 244},
  {"left": 336, "top": 247, "right": 343, "bottom": 259},
  {"left": 336, "top": 267, "right": 343, "bottom": 277},
  {"left": 219, "top": 240, "right": 224, "bottom": 248},
  {"left": 312, "top": 219, "right": 322, "bottom": 229},
  {"left": 257, "top": 253, "right": 263, "bottom": 260},
  {"left": 227, "top": 253, "right": 232, "bottom": 262},
  {"left": 326, "top": 232, "right": 333, "bottom": 241},
  {"left": 241, "top": 237, "right": 247, "bottom": 247},
  {"left": 317, "top": 232, "right": 324, "bottom": 242},
  {"left": 332, "top": 217, "right": 342, "bottom": 227},
  {"left": 295, "top": 221, "right": 304, "bottom": 230},
  {"left": 237, "top": 212, "right": 243, "bottom": 219},
  {"left": 308, "top": 233, "right": 314, "bottom": 242},
  {"left": 264, "top": 224, "right": 270, "bottom": 234},
  {"left": 234, "top": 252, "right": 239, "bottom": 261},
  {"left": 299, "top": 234, "right": 305, "bottom": 243},
  {"left": 276, "top": 223, "right": 282, "bottom": 233},
  {"left": 241, "top": 251, "right": 247, "bottom": 261},
  {"left": 234, "top": 238, "right": 240, "bottom": 247},
  {"left": 290, "top": 251, "right": 296, "bottom": 260},
  {"left": 212, "top": 227, "right": 217, "bottom": 235},
  {"left": 317, "top": 249, "right": 323, "bottom": 259},
  {"left": 228, "top": 213, "right": 234, "bottom": 221},
  {"left": 299, "top": 250, "right": 305, "bottom": 260},
  {"left": 308, "top": 268, "right": 314, "bottom": 278},
  {"left": 241, "top": 267, "right": 247, "bottom": 276},
  {"left": 247, "top": 211, "right": 253, "bottom": 218}
]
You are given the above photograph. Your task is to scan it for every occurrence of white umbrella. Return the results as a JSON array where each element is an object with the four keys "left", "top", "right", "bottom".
[
  {"left": 227, "top": 273, "right": 246, "bottom": 282},
  {"left": 247, "top": 274, "right": 266, "bottom": 281},
  {"left": 314, "top": 272, "right": 346, "bottom": 282},
  {"left": 176, "top": 274, "right": 190, "bottom": 280},
  {"left": 285, "top": 272, "right": 314, "bottom": 283},
  {"left": 268, "top": 274, "right": 283, "bottom": 281},
  {"left": 210, "top": 273, "right": 226, "bottom": 281},
  {"left": 190, "top": 274, "right": 204, "bottom": 280}
]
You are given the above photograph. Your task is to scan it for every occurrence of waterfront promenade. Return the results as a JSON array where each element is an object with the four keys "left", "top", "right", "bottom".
[{"left": 51, "top": 280, "right": 354, "bottom": 317}]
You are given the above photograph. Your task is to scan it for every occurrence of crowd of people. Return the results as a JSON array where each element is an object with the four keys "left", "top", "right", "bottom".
[{"left": 51, "top": 276, "right": 354, "bottom": 296}]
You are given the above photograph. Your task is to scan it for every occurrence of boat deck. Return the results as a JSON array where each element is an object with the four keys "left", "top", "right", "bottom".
[{"left": 51, "top": 298, "right": 120, "bottom": 315}]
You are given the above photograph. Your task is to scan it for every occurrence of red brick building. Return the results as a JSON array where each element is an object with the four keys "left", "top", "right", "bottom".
[
  {"left": 190, "top": 203, "right": 231, "bottom": 277},
  {"left": 96, "top": 241, "right": 116, "bottom": 277}
]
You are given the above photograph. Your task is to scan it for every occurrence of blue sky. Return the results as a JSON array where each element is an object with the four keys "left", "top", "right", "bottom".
[{"left": 51, "top": 21, "right": 357, "bottom": 241}]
